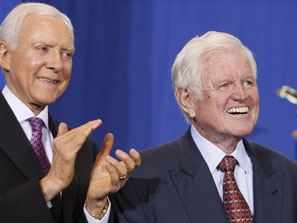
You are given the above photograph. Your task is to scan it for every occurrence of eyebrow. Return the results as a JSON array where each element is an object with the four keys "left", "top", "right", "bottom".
[
  {"left": 33, "top": 40, "right": 75, "bottom": 51},
  {"left": 62, "top": 47, "right": 75, "bottom": 52}
]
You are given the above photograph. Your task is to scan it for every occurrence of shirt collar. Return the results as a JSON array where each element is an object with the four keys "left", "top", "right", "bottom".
[
  {"left": 191, "top": 125, "right": 250, "bottom": 174},
  {"left": 2, "top": 85, "right": 49, "bottom": 129}
]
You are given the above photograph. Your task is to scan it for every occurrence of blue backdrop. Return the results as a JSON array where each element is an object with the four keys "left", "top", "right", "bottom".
[{"left": 1, "top": 0, "right": 297, "bottom": 160}]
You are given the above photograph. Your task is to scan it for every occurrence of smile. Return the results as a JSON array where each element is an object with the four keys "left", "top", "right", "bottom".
[
  {"left": 37, "top": 77, "right": 59, "bottom": 84},
  {"left": 227, "top": 107, "right": 249, "bottom": 115}
]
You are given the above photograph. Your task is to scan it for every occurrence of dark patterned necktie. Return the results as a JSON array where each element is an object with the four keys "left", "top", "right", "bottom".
[
  {"left": 27, "top": 117, "right": 51, "bottom": 174},
  {"left": 218, "top": 155, "right": 253, "bottom": 223}
]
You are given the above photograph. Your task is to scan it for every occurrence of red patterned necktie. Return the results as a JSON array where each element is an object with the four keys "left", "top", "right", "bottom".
[
  {"left": 27, "top": 117, "right": 51, "bottom": 174},
  {"left": 218, "top": 155, "right": 253, "bottom": 223}
]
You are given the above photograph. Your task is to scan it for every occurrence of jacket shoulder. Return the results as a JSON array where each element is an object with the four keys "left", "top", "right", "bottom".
[{"left": 246, "top": 139, "right": 297, "bottom": 173}]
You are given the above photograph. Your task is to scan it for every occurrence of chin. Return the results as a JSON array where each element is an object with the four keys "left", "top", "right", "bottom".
[
  {"left": 35, "top": 97, "right": 59, "bottom": 106},
  {"left": 233, "top": 129, "right": 253, "bottom": 137}
]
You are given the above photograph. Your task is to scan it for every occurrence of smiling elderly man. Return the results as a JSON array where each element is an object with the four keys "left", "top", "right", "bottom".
[
  {"left": 0, "top": 3, "right": 140, "bottom": 223},
  {"left": 109, "top": 31, "right": 297, "bottom": 223}
]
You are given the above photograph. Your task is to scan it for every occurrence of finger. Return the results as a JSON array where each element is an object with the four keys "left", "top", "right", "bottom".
[
  {"left": 57, "top": 122, "right": 68, "bottom": 136},
  {"left": 106, "top": 155, "right": 128, "bottom": 176},
  {"left": 115, "top": 150, "right": 136, "bottom": 172},
  {"left": 105, "top": 162, "right": 127, "bottom": 189},
  {"left": 130, "top": 149, "right": 141, "bottom": 166},
  {"left": 67, "top": 119, "right": 102, "bottom": 144},
  {"left": 293, "top": 130, "right": 297, "bottom": 138},
  {"left": 78, "top": 119, "right": 102, "bottom": 138},
  {"left": 105, "top": 162, "right": 119, "bottom": 183},
  {"left": 99, "top": 133, "right": 114, "bottom": 156},
  {"left": 54, "top": 119, "right": 102, "bottom": 154}
]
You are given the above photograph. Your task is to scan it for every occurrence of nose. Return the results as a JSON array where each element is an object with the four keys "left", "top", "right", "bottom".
[
  {"left": 46, "top": 50, "right": 63, "bottom": 72},
  {"left": 231, "top": 83, "right": 248, "bottom": 101}
]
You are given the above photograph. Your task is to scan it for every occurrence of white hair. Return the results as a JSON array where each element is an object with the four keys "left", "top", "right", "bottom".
[
  {"left": 0, "top": 2, "right": 74, "bottom": 51},
  {"left": 171, "top": 31, "right": 257, "bottom": 123}
]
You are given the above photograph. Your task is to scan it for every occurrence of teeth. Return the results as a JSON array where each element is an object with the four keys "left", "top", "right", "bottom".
[
  {"left": 227, "top": 107, "right": 248, "bottom": 114},
  {"left": 38, "top": 77, "right": 58, "bottom": 84}
]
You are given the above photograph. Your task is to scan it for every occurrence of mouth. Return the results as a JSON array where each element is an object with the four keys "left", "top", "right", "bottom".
[
  {"left": 37, "top": 77, "right": 59, "bottom": 84},
  {"left": 227, "top": 106, "right": 249, "bottom": 115}
]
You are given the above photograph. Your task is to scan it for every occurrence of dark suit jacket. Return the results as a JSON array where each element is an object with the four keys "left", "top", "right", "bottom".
[
  {"left": 111, "top": 129, "right": 297, "bottom": 223},
  {"left": 0, "top": 92, "right": 99, "bottom": 223}
]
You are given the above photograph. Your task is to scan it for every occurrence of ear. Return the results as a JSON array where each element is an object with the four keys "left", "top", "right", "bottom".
[
  {"left": 177, "top": 88, "right": 196, "bottom": 119},
  {"left": 0, "top": 41, "right": 11, "bottom": 72}
]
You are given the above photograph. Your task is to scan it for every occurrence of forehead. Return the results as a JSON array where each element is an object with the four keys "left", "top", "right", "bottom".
[
  {"left": 18, "top": 14, "right": 74, "bottom": 47},
  {"left": 201, "top": 50, "right": 253, "bottom": 81}
]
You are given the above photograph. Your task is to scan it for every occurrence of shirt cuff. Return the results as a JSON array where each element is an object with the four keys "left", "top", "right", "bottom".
[
  {"left": 47, "top": 201, "right": 52, "bottom": 208},
  {"left": 84, "top": 197, "right": 111, "bottom": 223}
]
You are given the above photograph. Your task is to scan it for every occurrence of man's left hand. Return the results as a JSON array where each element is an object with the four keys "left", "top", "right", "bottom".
[{"left": 85, "top": 133, "right": 141, "bottom": 216}]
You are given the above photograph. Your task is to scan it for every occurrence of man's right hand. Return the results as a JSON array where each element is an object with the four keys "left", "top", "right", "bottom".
[{"left": 40, "top": 119, "right": 102, "bottom": 202}]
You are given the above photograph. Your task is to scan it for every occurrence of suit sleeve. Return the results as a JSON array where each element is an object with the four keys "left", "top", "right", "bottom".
[
  {"left": 0, "top": 177, "right": 55, "bottom": 223},
  {"left": 109, "top": 178, "right": 148, "bottom": 223}
]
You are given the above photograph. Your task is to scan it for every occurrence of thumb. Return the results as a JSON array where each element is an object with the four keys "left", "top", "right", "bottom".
[
  {"left": 293, "top": 130, "right": 297, "bottom": 138},
  {"left": 57, "top": 122, "right": 68, "bottom": 136},
  {"left": 99, "top": 133, "right": 114, "bottom": 157}
]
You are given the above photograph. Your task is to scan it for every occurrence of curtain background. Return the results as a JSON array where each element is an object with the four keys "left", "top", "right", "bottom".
[{"left": 1, "top": 0, "right": 297, "bottom": 160}]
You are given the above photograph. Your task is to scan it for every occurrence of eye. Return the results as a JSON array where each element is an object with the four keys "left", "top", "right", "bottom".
[
  {"left": 243, "top": 79, "right": 254, "bottom": 87},
  {"left": 36, "top": 45, "right": 49, "bottom": 53},
  {"left": 218, "top": 82, "right": 231, "bottom": 91},
  {"left": 61, "top": 50, "right": 73, "bottom": 60}
]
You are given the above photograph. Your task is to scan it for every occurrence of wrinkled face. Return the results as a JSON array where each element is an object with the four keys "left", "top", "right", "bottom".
[
  {"left": 191, "top": 50, "right": 259, "bottom": 142},
  {"left": 4, "top": 14, "right": 74, "bottom": 114}
]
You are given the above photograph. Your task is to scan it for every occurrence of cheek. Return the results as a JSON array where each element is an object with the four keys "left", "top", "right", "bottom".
[
  {"left": 30, "top": 60, "right": 42, "bottom": 67},
  {"left": 250, "top": 92, "right": 259, "bottom": 106},
  {"left": 22, "top": 52, "right": 41, "bottom": 66},
  {"left": 14, "top": 58, "right": 42, "bottom": 78},
  {"left": 63, "top": 64, "right": 72, "bottom": 79},
  {"left": 250, "top": 87, "right": 259, "bottom": 99}
]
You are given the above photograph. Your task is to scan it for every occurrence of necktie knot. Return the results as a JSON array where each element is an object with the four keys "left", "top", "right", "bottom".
[
  {"left": 27, "top": 117, "right": 44, "bottom": 132},
  {"left": 218, "top": 155, "right": 237, "bottom": 173}
]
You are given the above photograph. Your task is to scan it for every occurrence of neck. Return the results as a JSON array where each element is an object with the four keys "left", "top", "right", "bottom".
[
  {"left": 193, "top": 124, "right": 242, "bottom": 154},
  {"left": 211, "top": 137, "right": 240, "bottom": 154},
  {"left": 28, "top": 103, "right": 45, "bottom": 116}
]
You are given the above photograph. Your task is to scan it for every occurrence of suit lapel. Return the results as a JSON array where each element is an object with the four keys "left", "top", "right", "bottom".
[
  {"left": 169, "top": 130, "right": 228, "bottom": 223},
  {"left": 0, "top": 93, "right": 45, "bottom": 179},
  {"left": 0, "top": 93, "right": 80, "bottom": 220},
  {"left": 243, "top": 139, "right": 282, "bottom": 223}
]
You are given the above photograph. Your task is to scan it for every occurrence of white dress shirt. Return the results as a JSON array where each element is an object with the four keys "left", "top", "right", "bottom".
[
  {"left": 191, "top": 125, "right": 254, "bottom": 214},
  {"left": 2, "top": 85, "right": 110, "bottom": 223},
  {"left": 2, "top": 86, "right": 53, "bottom": 162}
]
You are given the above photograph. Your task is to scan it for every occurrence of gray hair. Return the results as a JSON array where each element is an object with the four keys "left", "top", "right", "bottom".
[
  {"left": 171, "top": 31, "right": 257, "bottom": 123},
  {"left": 0, "top": 2, "right": 74, "bottom": 51}
]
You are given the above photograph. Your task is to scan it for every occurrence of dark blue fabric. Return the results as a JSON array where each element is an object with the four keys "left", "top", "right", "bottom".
[{"left": 0, "top": 0, "right": 296, "bottom": 160}]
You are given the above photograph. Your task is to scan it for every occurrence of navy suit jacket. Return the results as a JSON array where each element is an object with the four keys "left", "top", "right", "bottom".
[
  {"left": 111, "top": 129, "right": 297, "bottom": 223},
  {"left": 0, "top": 92, "right": 99, "bottom": 223}
]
